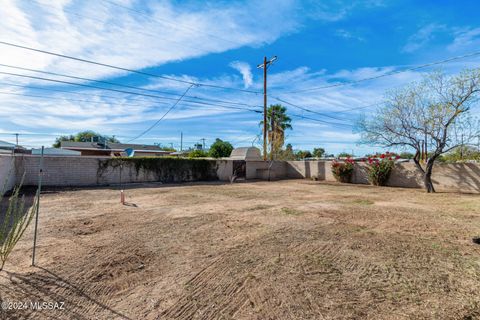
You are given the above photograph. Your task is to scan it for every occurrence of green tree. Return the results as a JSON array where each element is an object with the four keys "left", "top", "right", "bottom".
[
  {"left": 53, "top": 131, "right": 119, "bottom": 148},
  {"left": 312, "top": 147, "right": 325, "bottom": 158},
  {"left": 295, "top": 150, "right": 312, "bottom": 160},
  {"left": 337, "top": 152, "right": 353, "bottom": 158},
  {"left": 358, "top": 69, "right": 480, "bottom": 192},
  {"left": 275, "top": 143, "right": 295, "bottom": 160},
  {"left": 188, "top": 150, "right": 208, "bottom": 158},
  {"left": 399, "top": 151, "right": 415, "bottom": 159},
  {"left": 442, "top": 146, "right": 480, "bottom": 162},
  {"left": 260, "top": 104, "right": 292, "bottom": 159},
  {"left": 208, "top": 138, "right": 233, "bottom": 158}
]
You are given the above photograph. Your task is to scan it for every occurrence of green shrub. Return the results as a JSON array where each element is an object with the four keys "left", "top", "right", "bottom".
[
  {"left": 0, "top": 177, "right": 37, "bottom": 271},
  {"left": 366, "top": 152, "right": 397, "bottom": 186},
  {"left": 331, "top": 158, "right": 355, "bottom": 183},
  {"left": 188, "top": 150, "right": 208, "bottom": 158},
  {"left": 98, "top": 157, "right": 218, "bottom": 183}
]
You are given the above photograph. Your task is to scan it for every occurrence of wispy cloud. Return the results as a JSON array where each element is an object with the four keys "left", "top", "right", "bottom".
[
  {"left": 402, "top": 23, "right": 447, "bottom": 53},
  {"left": 448, "top": 27, "right": 480, "bottom": 52},
  {"left": 303, "top": 0, "right": 386, "bottom": 22},
  {"left": 0, "top": 0, "right": 300, "bottom": 83},
  {"left": 335, "top": 29, "right": 364, "bottom": 42},
  {"left": 229, "top": 61, "right": 253, "bottom": 88}
]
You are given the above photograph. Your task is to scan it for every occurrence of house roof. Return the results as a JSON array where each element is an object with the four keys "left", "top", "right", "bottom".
[
  {"left": 32, "top": 148, "right": 81, "bottom": 156},
  {"left": 0, "top": 140, "right": 17, "bottom": 149},
  {"left": 60, "top": 141, "right": 170, "bottom": 153},
  {"left": 228, "top": 147, "right": 262, "bottom": 160}
]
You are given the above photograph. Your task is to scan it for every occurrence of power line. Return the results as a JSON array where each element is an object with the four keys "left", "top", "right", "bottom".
[
  {"left": 0, "top": 90, "right": 166, "bottom": 108},
  {"left": 270, "top": 96, "right": 354, "bottom": 122},
  {"left": 0, "top": 71, "right": 262, "bottom": 112},
  {"left": 0, "top": 41, "right": 260, "bottom": 94},
  {"left": 0, "top": 81, "right": 261, "bottom": 112},
  {"left": 290, "top": 113, "right": 354, "bottom": 128},
  {"left": 0, "top": 63, "right": 260, "bottom": 108},
  {"left": 127, "top": 84, "right": 195, "bottom": 142},
  {"left": 287, "top": 50, "right": 480, "bottom": 93},
  {"left": 0, "top": 87, "right": 262, "bottom": 115}
]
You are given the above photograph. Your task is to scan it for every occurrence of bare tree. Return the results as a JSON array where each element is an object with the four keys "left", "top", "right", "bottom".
[{"left": 358, "top": 69, "right": 480, "bottom": 192}]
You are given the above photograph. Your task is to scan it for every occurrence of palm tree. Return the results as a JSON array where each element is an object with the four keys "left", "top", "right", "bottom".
[{"left": 259, "top": 104, "right": 292, "bottom": 159}]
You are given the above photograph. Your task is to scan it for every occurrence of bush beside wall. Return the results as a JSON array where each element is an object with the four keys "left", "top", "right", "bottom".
[{"left": 98, "top": 157, "right": 219, "bottom": 183}]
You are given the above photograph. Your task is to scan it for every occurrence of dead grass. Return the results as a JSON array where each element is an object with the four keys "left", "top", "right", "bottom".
[{"left": 1, "top": 180, "right": 480, "bottom": 319}]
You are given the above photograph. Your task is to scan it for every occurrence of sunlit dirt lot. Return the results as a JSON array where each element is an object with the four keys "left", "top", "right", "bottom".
[{"left": 2, "top": 180, "right": 480, "bottom": 319}]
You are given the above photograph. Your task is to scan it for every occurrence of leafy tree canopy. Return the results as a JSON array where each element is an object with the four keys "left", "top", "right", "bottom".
[
  {"left": 53, "top": 130, "right": 119, "bottom": 148},
  {"left": 358, "top": 69, "right": 480, "bottom": 192},
  {"left": 312, "top": 147, "right": 325, "bottom": 158},
  {"left": 295, "top": 150, "right": 312, "bottom": 160},
  {"left": 208, "top": 138, "right": 233, "bottom": 158},
  {"left": 188, "top": 150, "right": 208, "bottom": 158},
  {"left": 337, "top": 152, "right": 353, "bottom": 158}
]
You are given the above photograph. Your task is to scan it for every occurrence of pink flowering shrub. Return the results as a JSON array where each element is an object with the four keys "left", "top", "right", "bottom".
[
  {"left": 365, "top": 152, "right": 398, "bottom": 186},
  {"left": 331, "top": 158, "right": 355, "bottom": 183}
]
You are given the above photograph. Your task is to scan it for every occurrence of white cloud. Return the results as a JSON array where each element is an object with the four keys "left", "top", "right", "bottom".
[
  {"left": 335, "top": 29, "right": 364, "bottom": 42},
  {"left": 448, "top": 27, "right": 480, "bottom": 52},
  {"left": 402, "top": 23, "right": 446, "bottom": 53},
  {"left": 0, "top": 0, "right": 301, "bottom": 83},
  {"left": 303, "top": 0, "right": 387, "bottom": 22},
  {"left": 229, "top": 61, "right": 253, "bottom": 88}
]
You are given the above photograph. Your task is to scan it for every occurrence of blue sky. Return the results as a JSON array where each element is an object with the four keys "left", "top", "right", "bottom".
[{"left": 0, "top": 0, "right": 480, "bottom": 155}]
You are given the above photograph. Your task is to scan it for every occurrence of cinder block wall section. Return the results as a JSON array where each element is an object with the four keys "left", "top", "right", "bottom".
[
  {"left": 0, "top": 155, "right": 16, "bottom": 192},
  {"left": 286, "top": 160, "right": 480, "bottom": 193},
  {"left": 0, "top": 155, "right": 234, "bottom": 189},
  {"left": 1, "top": 155, "right": 478, "bottom": 193}
]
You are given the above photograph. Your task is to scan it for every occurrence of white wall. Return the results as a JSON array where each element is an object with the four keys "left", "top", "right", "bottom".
[{"left": 0, "top": 155, "right": 16, "bottom": 192}]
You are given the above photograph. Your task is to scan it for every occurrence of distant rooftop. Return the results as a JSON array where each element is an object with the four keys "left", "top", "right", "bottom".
[
  {"left": 61, "top": 141, "right": 169, "bottom": 152},
  {"left": 0, "top": 140, "right": 24, "bottom": 150},
  {"left": 228, "top": 147, "right": 262, "bottom": 161},
  {"left": 32, "top": 148, "right": 81, "bottom": 156}
]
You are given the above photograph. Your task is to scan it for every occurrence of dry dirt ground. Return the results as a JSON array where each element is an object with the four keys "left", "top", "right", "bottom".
[{"left": 1, "top": 180, "right": 480, "bottom": 320}]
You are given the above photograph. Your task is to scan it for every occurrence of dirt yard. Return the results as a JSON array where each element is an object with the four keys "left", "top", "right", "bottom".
[{"left": 1, "top": 180, "right": 480, "bottom": 319}]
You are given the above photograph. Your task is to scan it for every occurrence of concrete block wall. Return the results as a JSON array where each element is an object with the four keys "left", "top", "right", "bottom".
[
  {"left": 216, "top": 160, "right": 233, "bottom": 181},
  {"left": 246, "top": 161, "right": 288, "bottom": 180},
  {"left": 0, "top": 155, "right": 234, "bottom": 189},
  {"left": 1, "top": 155, "right": 478, "bottom": 193},
  {"left": 0, "top": 156, "right": 16, "bottom": 192},
  {"left": 15, "top": 155, "right": 106, "bottom": 186},
  {"left": 287, "top": 161, "right": 326, "bottom": 179},
  {"left": 286, "top": 160, "right": 480, "bottom": 193}
]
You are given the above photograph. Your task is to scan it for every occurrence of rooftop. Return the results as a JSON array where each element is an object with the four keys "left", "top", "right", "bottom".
[{"left": 61, "top": 141, "right": 169, "bottom": 152}]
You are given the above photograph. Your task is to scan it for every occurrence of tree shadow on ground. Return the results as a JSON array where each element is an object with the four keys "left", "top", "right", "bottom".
[{"left": 0, "top": 266, "right": 132, "bottom": 320}]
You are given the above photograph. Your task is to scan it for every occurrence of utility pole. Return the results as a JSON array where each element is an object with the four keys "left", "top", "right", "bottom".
[
  {"left": 270, "top": 107, "right": 275, "bottom": 160},
  {"left": 180, "top": 132, "right": 183, "bottom": 151},
  {"left": 257, "top": 55, "right": 277, "bottom": 161},
  {"left": 15, "top": 133, "right": 18, "bottom": 149}
]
